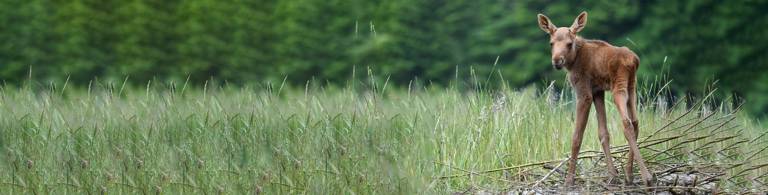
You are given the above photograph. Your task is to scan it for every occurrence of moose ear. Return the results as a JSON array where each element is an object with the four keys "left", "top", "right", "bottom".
[
  {"left": 570, "top": 12, "right": 587, "bottom": 34},
  {"left": 538, "top": 14, "right": 556, "bottom": 36}
]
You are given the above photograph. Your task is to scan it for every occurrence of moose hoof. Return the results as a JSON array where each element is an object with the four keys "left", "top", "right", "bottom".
[
  {"left": 624, "top": 174, "right": 634, "bottom": 185},
  {"left": 603, "top": 176, "right": 620, "bottom": 186},
  {"left": 643, "top": 178, "right": 655, "bottom": 187},
  {"left": 565, "top": 176, "right": 576, "bottom": 187}
]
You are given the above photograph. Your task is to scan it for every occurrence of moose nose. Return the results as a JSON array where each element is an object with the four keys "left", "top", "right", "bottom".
[{"left": 552, "top": 59, "right": 564, "bottom": 70}]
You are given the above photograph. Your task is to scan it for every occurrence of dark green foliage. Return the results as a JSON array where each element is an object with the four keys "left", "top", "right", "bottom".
[
  {"left": 629, "top": 0, "right": 768, "bottom": 117},
  {"left": 0, "top": 0, "right": 767, "bottom": 116}
]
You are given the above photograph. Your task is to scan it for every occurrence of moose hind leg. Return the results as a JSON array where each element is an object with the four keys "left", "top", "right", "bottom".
[
  {"left": 613, "top": 89, "right": 652, "bottom": 186},
  {"left": 627, "top": 84, "right": 652, "bottom": 186},
  {"left": 625, "top": 85, "right": 641, "bottom": 182}
]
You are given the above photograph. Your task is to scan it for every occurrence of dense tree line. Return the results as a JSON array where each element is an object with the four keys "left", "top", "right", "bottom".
[{"left": 1, "top": 0, "right": 767, "bottom": 117}]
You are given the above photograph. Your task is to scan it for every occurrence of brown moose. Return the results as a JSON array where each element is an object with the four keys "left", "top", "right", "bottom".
[{"left": 537, "top": 12, "right": 653, "bottom": 187}]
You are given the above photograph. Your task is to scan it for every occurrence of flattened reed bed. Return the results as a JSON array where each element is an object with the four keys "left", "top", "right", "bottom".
[{"left": 0, "top": 73, "right": 765, "bottom": 194}]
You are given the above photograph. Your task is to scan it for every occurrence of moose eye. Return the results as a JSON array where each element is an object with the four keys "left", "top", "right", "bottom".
[
  {"left": 568, "top": 43, "right": 572, "bottom": 48},
  {"left": 550, "top": 43, "right": 553, "bottom": 47}
]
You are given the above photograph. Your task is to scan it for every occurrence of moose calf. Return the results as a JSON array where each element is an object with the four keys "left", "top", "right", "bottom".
[{"left": 537, "top": 12, "right": 653, "bottom": 187}]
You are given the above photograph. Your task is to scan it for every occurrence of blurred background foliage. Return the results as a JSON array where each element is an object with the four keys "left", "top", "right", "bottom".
[{"left": 1, "top": 0, "right": 767, "bottom": 118}]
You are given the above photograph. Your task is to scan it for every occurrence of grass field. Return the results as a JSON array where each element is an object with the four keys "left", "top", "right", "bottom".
[{"left": 1, "top": 69, "right": 766, "bottom": 194}]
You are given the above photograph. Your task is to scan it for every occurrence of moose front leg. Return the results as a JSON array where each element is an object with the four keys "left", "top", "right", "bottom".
[
  {"left": 593, "top": 91, "right": 618, "bottom": 184},
  {"left": 566, "top": 93, "right": 592, "bottom": 186}
]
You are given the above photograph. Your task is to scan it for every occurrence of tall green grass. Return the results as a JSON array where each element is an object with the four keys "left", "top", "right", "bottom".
[{"left": 0, "top": 70, "right": 765, "bottom": 194}]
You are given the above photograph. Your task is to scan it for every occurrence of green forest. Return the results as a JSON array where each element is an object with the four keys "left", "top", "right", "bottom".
[{"left": 1, "top": 0, "right": 767, "bottom": 118}]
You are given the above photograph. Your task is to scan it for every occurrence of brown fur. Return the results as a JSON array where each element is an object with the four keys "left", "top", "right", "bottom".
[{"left": 537, "top": 12, "right": 653, "bottom": 187}]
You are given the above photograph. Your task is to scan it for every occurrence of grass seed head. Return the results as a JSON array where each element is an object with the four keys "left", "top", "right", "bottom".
[
  {"left": 162, "top": 173, "right": 168, "bottom": 182},
  {"left": 101, "top": 186, "right": 107, "bottom": 195},
  {"left": 254, "top": 185, "right": 262, "bottom": 195},
  {"left": 155, "top": 186, "right": 162, "bottom": 195},
  {"left": 107, "top": 173, "right": 113, "bottom": 182},
  {"left": 262, "top": 173, "right": 269, "bottom": 181},
  {"left": 274, "top": 149, "right": 280, "bottom": 157},
  {"left": 294, "top": 160, "right": 301, "bottom": 170},
  {"left": 137, "top": 160, "right": 144, "bottom": 170},
  {"left": 116, "top": 149, "right": 122, "bottom": 158},
  {"left": 7, "top": 149, "right": 12, "bottom": 159},
  {"left": 82, "top": 160, "right": 89, "bottom": 169},
  {"left": 340, "top": 146, "right": 347, "bottom": 157},
  {"left": 27, "top": 160, "right": 33, "bottom": 169},
  {"left": 198, "top": 160, "right": 204, "bottom": 169},
  {"left": 218, "top": 187, "right": 224, "bottom": 195},
  {"left": 359, "top": 174, "right": 365, "bottom": 183}
]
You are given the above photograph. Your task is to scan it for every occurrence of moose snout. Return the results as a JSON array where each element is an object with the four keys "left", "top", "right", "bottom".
[{"left": 552, "top": 58, "right": 564, "bottom": 70}]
